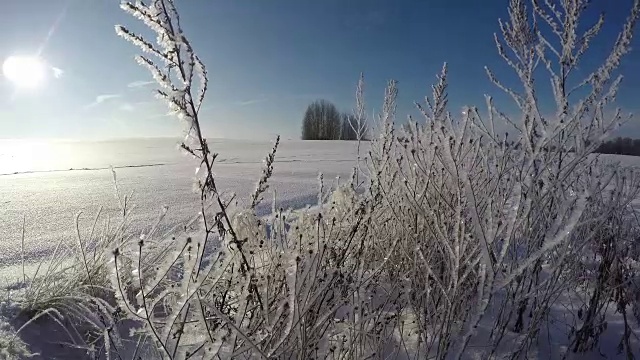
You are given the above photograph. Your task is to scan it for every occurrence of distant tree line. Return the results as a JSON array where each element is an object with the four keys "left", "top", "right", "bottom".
[
  {"left": 393, "top": 135, "right": 640, "bottom": 157},
  {"left": 497, "top": 137, "right": 640, "bottom": 156},
  {"left": 301, "top": 99, "right": 367, "bottom": 140},
  {"left": 595, "top": 137, "right": 640, "bottom": 156}
]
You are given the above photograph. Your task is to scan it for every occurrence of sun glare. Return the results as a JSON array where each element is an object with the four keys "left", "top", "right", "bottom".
[
  {"left": 0, "top": 140, "right": 69, "bottom": 175},
  {"left": 2, "top": 55, "right": 46, "bottom": 89}
]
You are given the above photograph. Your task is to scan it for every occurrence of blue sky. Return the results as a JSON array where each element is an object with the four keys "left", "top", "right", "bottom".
[{"left": 0, "top": 0, "right": 639, "bottom": 140}]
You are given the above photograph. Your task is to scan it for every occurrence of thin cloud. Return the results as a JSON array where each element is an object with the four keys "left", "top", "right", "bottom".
[
  {"left": 84, "top": 94, "right": 122, "bottom": 109},
  {"left": 235, "top": 97, "right": 268, "bottom": 106},
  {"left": 127, "top": 80, "right": 156, "bottom": 89},
  {"left": 51, "top": 66, "right": 64, "bottom": 79},
  {"left": 286, "top": 93, "right": 332, "bottom": 100}
]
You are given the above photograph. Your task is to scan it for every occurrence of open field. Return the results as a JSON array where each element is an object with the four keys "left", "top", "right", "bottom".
[{"left": 0, "top": 138, "right": 363, "bottom": 268}]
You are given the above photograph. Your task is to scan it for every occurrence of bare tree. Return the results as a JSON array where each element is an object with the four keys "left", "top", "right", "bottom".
[{"left": 301, "top": 99, "right": 341, "bottom": 140}]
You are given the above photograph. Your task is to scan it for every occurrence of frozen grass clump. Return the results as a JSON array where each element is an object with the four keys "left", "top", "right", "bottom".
[{"left": 10, "top": 207, "right": 130, "bottom": 357}]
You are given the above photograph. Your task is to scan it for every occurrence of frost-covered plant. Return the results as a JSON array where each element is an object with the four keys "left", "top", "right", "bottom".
[
  {"left": 349, "top": 73, "right": 369, "bottom": 189},
  {"left": 113, "top": 1, "right": 404, "bottom": 358},
  {"left": 22, "top": 210, "right": 114, "bottom": 310},
  {"left": 111, "top": 0, "right": 640, "bottom": 358},
  {"left": 568, "top": 174, "right": 640, "bottom": 354},
  {"left": 15, "top": 206, "right": 126, "bottom": 356},
  {"left": 361, "top": 0, "right": 640, "bottom": 358},
  {"left": 0, "top": 318, "right": 32, "bottom": 360}
]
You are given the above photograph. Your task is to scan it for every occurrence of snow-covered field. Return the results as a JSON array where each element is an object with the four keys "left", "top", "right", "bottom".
[
  {"left": 3, "top": 138, "right": 638, "bottom": 255},
  {"left": 0, "top": 138, "right": 361, "bottom": 268},
  {"left": 3, "top": 138, "right": 639, "bottom": 276}
]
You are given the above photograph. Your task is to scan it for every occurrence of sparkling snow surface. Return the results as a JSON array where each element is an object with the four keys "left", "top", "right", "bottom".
[
  {"left": 3, "top": 139, "right": 639, "bottom": 268},
  {"left": 0, "top": 138, "right": 364, "bottom": 267}
]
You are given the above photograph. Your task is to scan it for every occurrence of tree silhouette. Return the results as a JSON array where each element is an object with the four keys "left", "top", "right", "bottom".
[
  {"left": 595, "top": 137, "right": 640, "bottom": 156},
  {"left": 301, "top": 100, "right": 342, "bottom": 140}
]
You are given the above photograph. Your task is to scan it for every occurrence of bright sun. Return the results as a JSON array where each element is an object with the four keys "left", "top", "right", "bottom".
[{"left": 2, "top": 55, "right": 46, "bottom": 89}]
